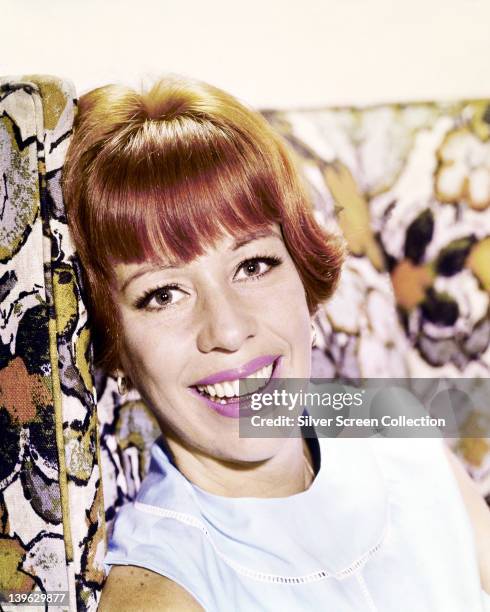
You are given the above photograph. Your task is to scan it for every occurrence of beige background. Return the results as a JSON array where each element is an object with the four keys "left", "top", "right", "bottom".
[{"left": 1, "top": 0, "right": 489, "bottom": 108}]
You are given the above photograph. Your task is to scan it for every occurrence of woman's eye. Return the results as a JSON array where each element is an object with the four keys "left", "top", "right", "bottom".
[
  {"left": 135, "top": 285, "right": 187, "bottom": 310},
  {"left": 234, "top": 256, "right": 281, "bottom": 281}
]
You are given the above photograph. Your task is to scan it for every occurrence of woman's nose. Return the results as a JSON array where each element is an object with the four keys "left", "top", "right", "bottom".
[{"left": 196, "top": 287, "right": 257, "bottom": 353}]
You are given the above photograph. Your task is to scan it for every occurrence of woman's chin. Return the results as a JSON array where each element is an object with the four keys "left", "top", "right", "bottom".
[{"left": 206, "top": 436, "right": 290, "bottom": 465}]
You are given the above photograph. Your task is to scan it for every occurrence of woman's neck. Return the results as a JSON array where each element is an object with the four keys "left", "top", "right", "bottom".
[{"left": 165, "top": 436, "right": 314, "bottom": 498}]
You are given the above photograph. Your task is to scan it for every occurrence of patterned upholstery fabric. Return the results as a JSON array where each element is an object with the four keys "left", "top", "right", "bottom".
[
  {"left": 1, "top": 76, "right": 489, "bottom": 610},
  {"left": 0, "top": 77, "right": 103, "bottom": 611},
  {"left": 264, "top": 104, "right": 490, "bottom": 488}
]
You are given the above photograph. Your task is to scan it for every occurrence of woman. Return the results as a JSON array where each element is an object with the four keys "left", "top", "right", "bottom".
[{"left": 63, "top": 76, "right": 490, "bottom": 611}]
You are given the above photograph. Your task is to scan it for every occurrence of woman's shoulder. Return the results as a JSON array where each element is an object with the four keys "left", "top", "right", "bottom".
[
  {"left": 317, "top": 436, "right": 448, "bottom": 481},
  {"left": 361, "top": 435, "right": 490, "bottom": 595},
  {"left": 99, "top": 565, "right": 204, "bottom": 611},
  {"left": 104, "top": 497, "right": 220, "bottom": 609},
  {"left": 363, "top": 435, "right": 451, "bottom": 479}
]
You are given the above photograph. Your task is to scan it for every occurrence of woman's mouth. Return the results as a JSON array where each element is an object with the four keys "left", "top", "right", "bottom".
[
  {"left": 189, "top": 356, "right": 282, "bottom": 417},
  {"left": 196, "top": 362, "right": 274, "bottom": 403}
]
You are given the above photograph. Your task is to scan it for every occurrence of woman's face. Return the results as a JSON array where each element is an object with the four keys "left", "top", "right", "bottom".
[{"left": 112, "top": 224, "right": 312, "bottom": 462}]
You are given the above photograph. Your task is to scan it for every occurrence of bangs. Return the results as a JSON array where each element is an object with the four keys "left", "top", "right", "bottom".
[{"left": 87, "top": 120, "right": 285, "bottom": 273}]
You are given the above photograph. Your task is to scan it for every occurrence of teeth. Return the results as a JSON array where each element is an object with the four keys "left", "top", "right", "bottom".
[
  {"left": 223, "top": 382, "right": 234, "bottom": 398},
  {"left": 243, "top": 377, "right": 261, "bottom": 394},
  {"left": 215, "top": 383, "right": 225, "bottom": 398},
  {"left": 196, "top": 362, "right": 274, "bottom": 399}
]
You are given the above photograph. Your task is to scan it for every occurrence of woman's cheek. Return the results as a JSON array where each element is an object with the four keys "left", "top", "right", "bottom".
[{"left": 270, "top": 276, "right": 310, "bottom": 325}]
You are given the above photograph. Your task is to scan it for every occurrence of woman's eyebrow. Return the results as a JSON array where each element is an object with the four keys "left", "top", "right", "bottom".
[
  {"left": 231, "top": 229, "right": 281, "bottom": 251},
  {"left": 120, "top": 263, "right": 176, "bottom": 293}
]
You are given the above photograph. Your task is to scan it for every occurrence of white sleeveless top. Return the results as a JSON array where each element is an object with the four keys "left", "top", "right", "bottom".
[{"left": 105, "top": 436, "right": 490, "bottom": 611}]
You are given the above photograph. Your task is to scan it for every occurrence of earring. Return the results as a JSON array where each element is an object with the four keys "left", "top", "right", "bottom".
[
  {"left": 311, "top": 322, "right": 317, "bottom": 347},
  {"left": 116, "top": 373, "right": 128, "bottom": 396}
]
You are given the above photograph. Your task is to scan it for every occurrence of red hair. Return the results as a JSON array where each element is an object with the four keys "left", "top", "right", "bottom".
[{"left": 62, "top": 75, "right": 344, "bottom": 372}]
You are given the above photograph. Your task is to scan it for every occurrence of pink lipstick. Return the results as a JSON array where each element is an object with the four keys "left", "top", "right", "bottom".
[
  {"left": 193, "top": 354, "right": 279, "bottom": 386},
  {"left": 189, "top": 355, "right": 282, "bottom": 418}
]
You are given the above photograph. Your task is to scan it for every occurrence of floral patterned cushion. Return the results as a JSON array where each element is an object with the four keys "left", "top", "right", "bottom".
[
  {"left": 264, "top": 104, "right": 490, "bottom": 488},
  {"left": 1, "top": 76, "right": 489, "bottom": 611}
]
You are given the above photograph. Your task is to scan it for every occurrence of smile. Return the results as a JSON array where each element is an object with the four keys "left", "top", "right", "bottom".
[
  {"left": 196, "top": 362, "right": 274, "bottom": 402},
  {"left": 189, "top": 355, "right": 281, "bottom": 417}
]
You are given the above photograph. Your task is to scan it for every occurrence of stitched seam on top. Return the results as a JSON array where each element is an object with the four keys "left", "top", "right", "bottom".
[
  {"left": 355, "top": 572, "right": 378, "bottom": 612},
  {"left": 134, "top": 501, "right": 390, "bottom": 584}
]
